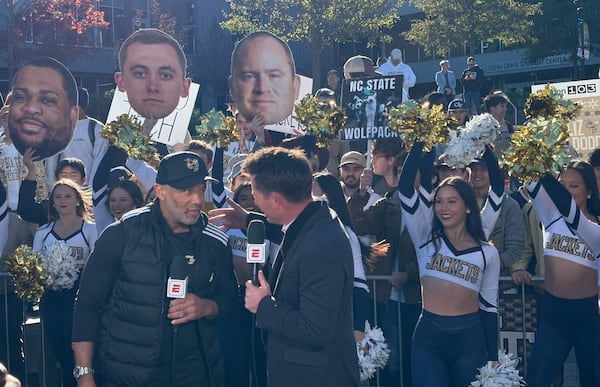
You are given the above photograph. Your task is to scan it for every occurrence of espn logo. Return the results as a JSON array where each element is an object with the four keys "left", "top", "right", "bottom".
[
  {"left": 167, "top": 278, "right": 187, "bottom": 298},
  {"left": 247, "top": 244, "right": 266, "bottom": 264}
]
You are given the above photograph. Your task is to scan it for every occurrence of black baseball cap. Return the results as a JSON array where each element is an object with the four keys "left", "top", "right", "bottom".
[{"left": 156, "top": 151, "right": 217, "bottom": 189}]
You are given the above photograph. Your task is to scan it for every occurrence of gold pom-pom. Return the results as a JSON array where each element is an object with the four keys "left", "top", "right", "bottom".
[
  {"left": 388, "top": 101, "right": 456, "bottom": 151},
  {"left": 504, "top": 84, "right": 580, "bottom": 182},
  {"left": 5, "top": 245, "right": 47, "bottom": 302},
  {"left": 503, "top": 118, "right": 571, "bottom": 183},
  {"left": 524, "top": 84, "right": 581, "bottom": 122},
  {"left": 295, "top": 95, "right": 347, "bottom": 147},
  {"left": 196, "top": 109, "right": 238, "bottom": 148},
  {"left": 100, "top": 114, "right": 159, "bottom": 163}
]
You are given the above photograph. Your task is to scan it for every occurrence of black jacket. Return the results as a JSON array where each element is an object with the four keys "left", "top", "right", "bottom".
[{"left": 73, "top": 201, "right": 238, "bottom": 387}]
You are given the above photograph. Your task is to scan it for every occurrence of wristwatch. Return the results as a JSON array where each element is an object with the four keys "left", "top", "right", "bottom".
[{"left": 73, "top": 366, "right": 94, "bottom": 379}]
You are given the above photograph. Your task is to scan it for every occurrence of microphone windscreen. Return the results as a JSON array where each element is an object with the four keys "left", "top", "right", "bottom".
[
  {"left": 170, "top": 255, "right": 188, "bottom": 279},
  {"left": 247, "top": 220, "right": 266, "bottom": 244}
]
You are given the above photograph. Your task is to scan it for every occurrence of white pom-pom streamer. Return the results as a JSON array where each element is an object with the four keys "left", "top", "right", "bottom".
[
  {"left": 41, "top": 240, "right": 80, "bottom": 291},
  {"left": 442, "top": 113, "right": 500, "bottom": 168},
  {"left": 470, "top": 351, "right": 526, "bottom": 386},
  {"left": 356, "top": 321, "right": 391, "bottom": 381}
]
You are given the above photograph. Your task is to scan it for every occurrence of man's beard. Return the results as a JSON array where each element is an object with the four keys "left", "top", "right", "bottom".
[{"left": 343, "top": 178, "right": 359, "bottom": 189}]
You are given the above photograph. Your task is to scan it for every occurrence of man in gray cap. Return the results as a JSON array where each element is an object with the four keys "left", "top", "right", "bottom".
[{"left": 73, "top": 151, "right": 238, "bottom": 387}]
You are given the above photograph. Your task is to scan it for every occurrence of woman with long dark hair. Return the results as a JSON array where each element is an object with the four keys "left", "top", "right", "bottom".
[
  {"left": 524, "top": 160, "right": 600, "bottom": 386},
  {"left": 398, "top": 142, "right": 500, "bottom": 386},
  {"left": 33, "top": 179, "right": 97, "bottom": 387},
  {"left": 312, "top": 172, "right": 370, "bottom": 338}
]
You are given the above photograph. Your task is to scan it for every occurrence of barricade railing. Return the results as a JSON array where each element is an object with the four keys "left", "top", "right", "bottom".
[{"left": 0, "top": 272, "right": 550, "bottom": 387}]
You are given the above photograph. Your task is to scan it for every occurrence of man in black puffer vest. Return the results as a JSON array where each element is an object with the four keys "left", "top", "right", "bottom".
[{"left": 72, "top": 151, "right": 238, "bottom": 387}]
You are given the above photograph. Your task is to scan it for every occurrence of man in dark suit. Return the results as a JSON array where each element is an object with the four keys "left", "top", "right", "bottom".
[{"left": 243, "top": 147, "right": 359, "bottom": 387}]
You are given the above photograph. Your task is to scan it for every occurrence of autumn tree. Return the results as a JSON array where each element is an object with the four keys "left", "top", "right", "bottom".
[
  {"left": 403, "top": 0, "right": 541, "bottom": 57},
  {"left": 221, "top": 0, "right": 402, "bottom": 91},
  {"left": 0, "top": 0, "right": 109, "bottom": 75}
]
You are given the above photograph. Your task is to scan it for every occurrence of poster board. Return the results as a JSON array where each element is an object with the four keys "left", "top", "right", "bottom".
[
  {"left": 106, "top": 83, "right": 200, "bottom": 146},
  {"left": 339, "top": 75, "right": 403, "bottom": 141},
  {"left": 531, "top": 79, "right": 600, "bottom": 160}
]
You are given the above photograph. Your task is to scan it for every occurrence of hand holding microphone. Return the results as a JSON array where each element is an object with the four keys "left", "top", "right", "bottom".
[
  {"left": 245, "top": 270, "right": 271, "bottom": 314},
  {"left": 167, "top": 255, "right": 218, "bottom": 324},
  {"left": 246, "top": 220, "right": 266, "bottom": 286}
]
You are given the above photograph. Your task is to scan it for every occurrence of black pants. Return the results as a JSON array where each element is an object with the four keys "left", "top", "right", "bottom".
[
  {"left": 411, "top": 310, "right": 487, "bottom": 387},
  {"left": 526, "top": 291, "right": 597, "bottom": 387},
  {"left": 40, "top": 288, "right": 77, "bottom": 387}
]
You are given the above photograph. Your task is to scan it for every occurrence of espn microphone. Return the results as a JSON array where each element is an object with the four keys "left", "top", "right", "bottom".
[
  {"left": 246, "top": 220, "right": 266, "bottom": 286},
  {"left": 167, "top": 255, "right": 188, "bottom": 299}
]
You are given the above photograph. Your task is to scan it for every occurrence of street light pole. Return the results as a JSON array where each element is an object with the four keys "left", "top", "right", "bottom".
[{"left": 574, "top": 0, "right": 585, "bottom": 80}]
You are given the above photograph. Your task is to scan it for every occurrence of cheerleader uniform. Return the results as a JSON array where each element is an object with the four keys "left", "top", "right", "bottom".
[
  {"left": 398, "top": 142, "right": 501, "bottom": 387},
  {"left": 33, "top": 220, "right": 97, "bottom": 387},
  {"left": 526, "top": 176, "right": 599, "bottom": 387}
]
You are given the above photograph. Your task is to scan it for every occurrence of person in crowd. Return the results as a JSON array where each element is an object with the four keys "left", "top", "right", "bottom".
[
  {"left": 33, "top": 179, "right": 97, "bottom": 387},
  {"left": 0, "top": 362, "right": 21, "bottom": 387},
  {"left": 227, "top": 157, "right": 251, "bottom": 193},
  {"left": 105, "top": 168, "right": 144, "bottom": 222},
  {"left": 115, "top": 28, "right": 191, "bottom": 120},
  {"left": 588, "top": 147, "right": 600, "bottom": 191},
  {"left": 239, "top": 147, "right": 359, "bottom": 387},
  {"left": 312, "top": 172, "right": 369, "bottom": 339},
  {"left": 187, "top": 139, "right": 229, "bottom": 211},
  {"left": 280, "top": 135, "right": 329, "bottom": 174},
  {"left": 347, "top": 144, "right": 419, "bottom": 387},
  {"left": 339, "top": 151, "right": 381, "bottom": 206},
  {"left": 461, "top": 56, "right": 485, "bottom": 115},
  {"left": 72, "top": 151, "right": 238, "bottom": 387},
  {"left": 435, "top": 157, "right": 469, "bottom": 183},
  {"left": 376, "top": 48, "right": 416, "bottom": 102},
  {"left": 223, "top": 111, "right": 257, "bottom": 172},
  {"left": 315, "top": 87, "right": 350, "bottom": 176},
  {"left": 435, "top": 59, "right": 456, "bottom": 105},
  {"left": 483, "top": 92, "right": 515, "bottom": 157},
  {"left": 398, "top": 142, "right": 500, "bottom": 386},
  {"left": 18, "top": 156, "right": 86, "bottom": 227},
  {"left": 447, "top": 99, "right": 470, "bottom": 127},
  {"left": 45, "top": 87, "right": 108, "bottom": 189},
  {"left": 229, "top": 31, "right": 300, "bottom": 127},
  {"left": 469, "top": 157, "right": 524, "bottom": 277},
  {"left": 533, "top": 167, "right": 600, "bottom": 386},
  {"left": 524, "top": 161, "right": 599, "bottom": 386},
  {"left": 219, "top": 180, "right": 264, "bottom": 387},
  {"left": 367, "top": 138, "right": 405, "bottom": 196},
  {"left": 8, "top": 57, "right": 78, "bottom": 160},
  {"left": 326, "top": 69, "right": 342, "bottom": 104}
]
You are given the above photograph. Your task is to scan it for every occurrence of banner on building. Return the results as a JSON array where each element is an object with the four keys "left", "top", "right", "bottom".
[
  {"left": 339, "top": 75, "right": 403, "bottom": 140},
  {"left": 532, "top": 79, "right": 600, "bottom": 160}
]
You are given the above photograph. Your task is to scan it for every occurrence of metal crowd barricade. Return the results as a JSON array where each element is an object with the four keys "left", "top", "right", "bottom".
[
  {"left": 1, "top": 271, "right": 49, "bottom": 387},
  {"left": 365, "top": 274, "right": 547, "bottom": 387}
]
